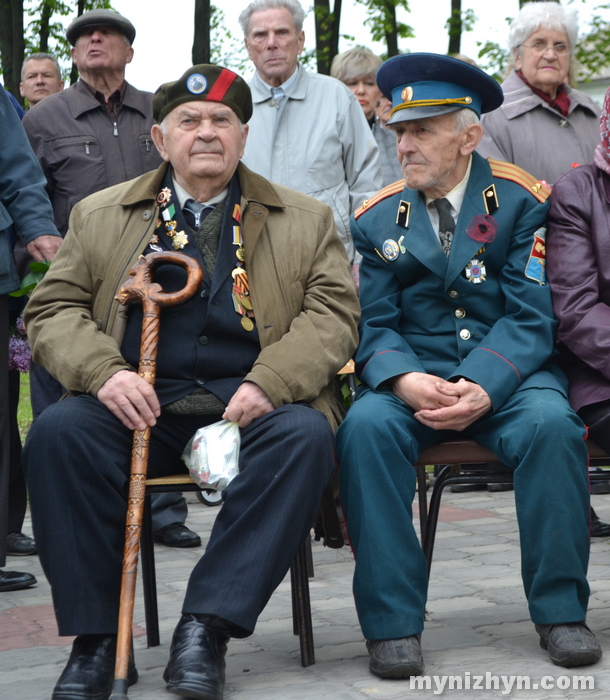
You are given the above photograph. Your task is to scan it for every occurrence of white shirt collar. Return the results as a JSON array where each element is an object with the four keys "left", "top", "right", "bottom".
[
  {"left": 425, "top": 155, "right": 473, "bottom": 216},
  {"left": 172, "top": 176, "right": 228, "bottom": 210}
]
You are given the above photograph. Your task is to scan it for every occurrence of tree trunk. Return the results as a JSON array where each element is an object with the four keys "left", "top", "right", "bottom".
[
  {"left": 448, "top": 0, "right": 461, "bottom": 55},
  {"left": 192, "top": 0, "right": 211, "bottom": 65},
  {"left": 0, "top": 0, "right": 25, "bottom": 102},
  {"left": 314, "top": 0, "right": 342, "bottom": 75},
  {"left": 39, "top": 0, "right": 53, "bottom": 52},
  {"left": 384, "top": 0, "right": 399, "bottom": 58},
  {"left": 69, "top": 0, "right": 86, "bottom": 85}
]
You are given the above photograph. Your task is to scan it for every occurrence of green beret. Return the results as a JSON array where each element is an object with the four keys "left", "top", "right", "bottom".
[
  {"left": 153, "top": 65, "right": 253, "bottom": 124},
  {"left": 66, "top": 9, "right": 136, "bottom": 46}
]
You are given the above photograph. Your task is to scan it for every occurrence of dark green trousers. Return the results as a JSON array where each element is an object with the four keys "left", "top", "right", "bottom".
[{"left": 337, "top": 386, "right": 590, "bottom": 640}]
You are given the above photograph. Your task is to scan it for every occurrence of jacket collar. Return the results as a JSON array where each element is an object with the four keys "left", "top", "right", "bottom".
[
  {"left": 499, "top": 69, "right": 597, "bottom": 121},
  {"left": 250, "top": 64, "right": 307, "bottom": 104},
  {"left": 399, "top": 153, "right": 496, "bottom": 285},
  {"left": 65, "top": 79, "right": 150, "bottom": 120}
]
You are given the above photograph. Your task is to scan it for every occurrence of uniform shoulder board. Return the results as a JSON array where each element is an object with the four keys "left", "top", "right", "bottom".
[
  {"left": 354, "top": 180, "right": 404, "bottom": 220},
  {"left": 488, "top": 158, "right": 551, "bottom": 203}
]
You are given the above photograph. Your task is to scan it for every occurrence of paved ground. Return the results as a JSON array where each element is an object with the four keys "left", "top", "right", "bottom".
[{"left": 3, "top": 488, "right": 610, "bottom": 699}]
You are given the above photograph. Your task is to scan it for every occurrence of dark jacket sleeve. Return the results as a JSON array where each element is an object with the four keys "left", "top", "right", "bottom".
[{"left": 0, "top": 88, "right": 60, "bottom": 294}]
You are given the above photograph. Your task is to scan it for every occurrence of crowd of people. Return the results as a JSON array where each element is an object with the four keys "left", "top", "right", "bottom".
[{"left": 2, "top": 0, "right": 610, "bottom": 698}]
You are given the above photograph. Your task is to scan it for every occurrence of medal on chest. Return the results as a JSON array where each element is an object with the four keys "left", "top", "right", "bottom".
[
  {"left": 465, "top": 258, "right": 486, "bottom": 284},
  {"left": 230, "top": 205, "right": 255, "bottom": 331},
  {"left": 150, "top": 186, "right": 189, "bottom": 251}
]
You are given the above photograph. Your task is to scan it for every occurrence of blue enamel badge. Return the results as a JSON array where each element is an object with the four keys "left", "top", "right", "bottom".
[
  {"left": 525, "top": 227, "right": 546, "bottom": 285},
  {"left": 382, "top": 239, "right": 400, "bottom": 261}
]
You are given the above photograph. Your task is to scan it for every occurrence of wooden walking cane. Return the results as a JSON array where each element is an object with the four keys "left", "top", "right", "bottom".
[{"left": 109, "top": 251, "right": 203, "bottom": 700}]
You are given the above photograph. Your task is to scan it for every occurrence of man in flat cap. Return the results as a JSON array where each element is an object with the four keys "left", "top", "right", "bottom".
[
  {"left": 337, "top": 53, "right": 601, "bottom": 678},
  {"left": 21, "top": 10, "right": 200, "bottom": 547},
  {"left": 23, "top": 64, "right": 359, "bottom": 700}
]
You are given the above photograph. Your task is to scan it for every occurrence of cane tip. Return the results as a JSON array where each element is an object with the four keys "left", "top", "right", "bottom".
[{"left": 109, "top": 678, "right": 129, "bottom": 699}]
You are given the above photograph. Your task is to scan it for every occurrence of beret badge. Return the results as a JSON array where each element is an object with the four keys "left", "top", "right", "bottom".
[{"left": 187, "top": 74, "right": 207, "bottom": 95}]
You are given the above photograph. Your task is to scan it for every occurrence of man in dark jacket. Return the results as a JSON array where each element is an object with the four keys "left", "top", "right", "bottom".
[
  {"left": 22, "top": 9, "right": 197, "bottom": 546},
  {"left": 0, "top": 87, "right": 61, "bottom": 591}
]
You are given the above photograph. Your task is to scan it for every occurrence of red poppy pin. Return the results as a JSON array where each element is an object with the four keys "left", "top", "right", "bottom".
[{"left": 467, "top": 214, "right": 498, "bottom": 244}]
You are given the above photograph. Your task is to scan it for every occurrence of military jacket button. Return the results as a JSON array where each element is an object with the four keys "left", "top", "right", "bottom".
[
  {"left": 449, "top": 290, "right": 459, "bottom": 298},
  {"left": 460, "top": 329, "right": 471, "bottom": 340},
  {"left": 196, "top": 378, "right": 206, "bottom": 386},
  {"left": 455, "top": 308, "right": 466, "bottom": 319},
  {"left": 199, "top": 336, "right": 208, "bottom": 345},
  {"left": 142, "top": 210, "right": 152, "bottom": 221}
]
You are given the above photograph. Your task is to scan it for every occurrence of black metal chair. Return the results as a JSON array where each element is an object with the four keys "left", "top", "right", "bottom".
[
  {"left": 140, "top": 473, "right": 316, "bottom": 667},
  {"left": 413, "top": 439, "right": 610, "bottom": 577}
]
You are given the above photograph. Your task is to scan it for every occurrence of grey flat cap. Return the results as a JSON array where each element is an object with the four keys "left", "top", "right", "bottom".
[{"left": 66, "top": 10, "right": 136, "bottom": 46}]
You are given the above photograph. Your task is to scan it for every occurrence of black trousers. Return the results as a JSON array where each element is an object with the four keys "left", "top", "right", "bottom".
[
  {"left": 23, "top": 394, "right": 334, "bottom": 637},
  {"left": 579, "top": 399, "right": 610, "bottom": 454}
]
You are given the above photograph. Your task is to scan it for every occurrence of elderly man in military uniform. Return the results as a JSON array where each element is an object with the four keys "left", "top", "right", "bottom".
[
  {"left": 23, "top": 64, "right": 359, "bottom": 700},
  {"left": 337, "top": 53, "right": 601, "bottom": 679}
]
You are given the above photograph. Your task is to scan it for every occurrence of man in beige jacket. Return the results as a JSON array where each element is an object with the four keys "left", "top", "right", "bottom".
[{"left": 23, "top": 64, "right": 359, "bottom": 700}]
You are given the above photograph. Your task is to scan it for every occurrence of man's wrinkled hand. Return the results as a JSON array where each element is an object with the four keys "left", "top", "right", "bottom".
[
  {"left": 390, "top": 372, "right": 459, "bottom": 412},
  {"left": 26, "top": 234, "right": 62, "bottom": 262},
  {"left": 414, "top": 378, "right": 491, "bottom": 431},
  {"left": 97, "top": 369, "right": 160, "bottom": 431},
  {"left": 223, "top": 382, "right": 274, "bottom": 428}
]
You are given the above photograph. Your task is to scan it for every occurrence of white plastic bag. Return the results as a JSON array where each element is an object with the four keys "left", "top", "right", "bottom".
[{"left": 181, "top": 420, "right": 240, "bottom": 491}]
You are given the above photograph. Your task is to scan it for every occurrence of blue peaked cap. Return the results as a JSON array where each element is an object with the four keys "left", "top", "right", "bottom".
[{"left": 377, "top": 53, "right": 503, "bottom": 126}]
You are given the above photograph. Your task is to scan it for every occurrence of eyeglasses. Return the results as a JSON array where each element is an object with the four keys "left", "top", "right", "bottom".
[{"left": 521, "top": 40, "right": 571, "bottom": 55}]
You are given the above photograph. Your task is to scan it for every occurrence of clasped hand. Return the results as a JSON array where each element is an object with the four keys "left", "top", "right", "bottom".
[{"left": 391, "top": 372, "right": 491, "bottom": 432}]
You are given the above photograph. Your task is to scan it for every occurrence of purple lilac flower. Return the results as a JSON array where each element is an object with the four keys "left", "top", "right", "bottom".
[{"left": 8, "top": 334, "right": 31, "bottom": 373}]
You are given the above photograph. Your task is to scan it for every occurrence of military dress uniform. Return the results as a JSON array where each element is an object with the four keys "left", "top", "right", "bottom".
[{"left": 337, "top": 151, "right": 591, "bottom": 642}]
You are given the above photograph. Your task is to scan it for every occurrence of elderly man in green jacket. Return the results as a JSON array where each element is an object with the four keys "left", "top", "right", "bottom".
[{"left": 23, "top": 64, "right": 359, "bottom": 700}]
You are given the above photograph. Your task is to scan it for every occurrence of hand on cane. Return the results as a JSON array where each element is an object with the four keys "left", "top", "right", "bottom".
[{"left": 98, "top": 370, "right": 161, "bottom": 430}]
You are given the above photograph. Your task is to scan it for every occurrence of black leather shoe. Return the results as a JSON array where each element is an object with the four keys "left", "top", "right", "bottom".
[
  {"left": 164, "top": 613, "right": 230, "bottom": 700},
  {"left": 591, "top": 508, "right": 610, "bottom": 537},
  {"left": 536, "top": 622, "right": 602, "bottom": 668},
  {"left": 0, "top": 569, "right": 37, "bottom": 592},
  {"left": 366, "top": 635, "right": 424, "bottom": 679},
  {"left": 153, "top": 523, "right": 201, "bottom": 548},
  {"left": 589, "top": 468, "right": 610, "bottom": 494},
  {"left": 7, "top": 531, "right": 37, "bottom": 556},
  {"left": 51, "top": 634, "right": 137, "bottom": 700},
  {"left": 450, "top": 484, "right": 486, "bottom": 493}
]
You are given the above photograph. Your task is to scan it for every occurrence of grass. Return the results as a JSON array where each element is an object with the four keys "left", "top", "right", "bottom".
[{"left": 17, "top": 372, "right": 33, "bottom": 444}]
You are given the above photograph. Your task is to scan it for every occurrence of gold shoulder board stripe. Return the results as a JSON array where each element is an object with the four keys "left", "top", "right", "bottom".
[
  {"left": 354, "top": 180, "right": 404, "bottom": 219},
  {"left": 488, "top": 158, "right": 551, "bottom": 203}
]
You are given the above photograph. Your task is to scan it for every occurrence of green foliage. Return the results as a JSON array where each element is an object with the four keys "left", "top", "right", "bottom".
[
  {"left": 354, "top": 0, "right": 414, "bottom": 51},
  {"left": 576, "top": 3, "right": 610, "bottom": 80},
  {"left": 22, "top": 0, "right": 114, "bottom": 80},
  {"left": 9, "top": 260, "right": 51, "bottom": 298},
  {"left": 208, "top": 5, "right": 250, "bottom": 73},
  {"left": 476, "top": 40, "right": 510, "bottom": 80}
]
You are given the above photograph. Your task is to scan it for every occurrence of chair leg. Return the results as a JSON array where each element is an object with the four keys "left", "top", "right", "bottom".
[
  {"left": 416, "top": 466, "right": 428, "bottom": 543},
  {"left": 422, "top": 464, "right": 452, "bottom": 579},
  {"left": 141, "top": 494, "right": 160, "bottom": 647},
  {"left": 290, "top": 538, "right": 315, "bottom": 667},
  {"left": 305, "top": 535, "right": 314, "bottom": 579}
]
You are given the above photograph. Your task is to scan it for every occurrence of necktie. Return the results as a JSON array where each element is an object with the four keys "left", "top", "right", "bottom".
[
  {"left": 434, "top": 198, "right": 455, "bottom": 257},
  {"left": 184, "top": 199, "right": 214, "bottom": 229}
]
